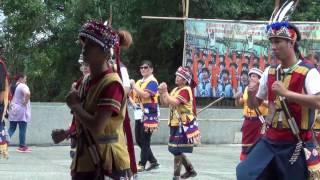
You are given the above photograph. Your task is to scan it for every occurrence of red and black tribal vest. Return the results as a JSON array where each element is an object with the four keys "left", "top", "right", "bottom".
[{"left": 267, "top": 60, "right": 316, "bottom": 131}]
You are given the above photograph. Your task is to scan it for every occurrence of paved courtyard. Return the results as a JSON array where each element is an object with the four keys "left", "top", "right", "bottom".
[{"left": 0, "top": 144, "right": 240, "bottom": 180}]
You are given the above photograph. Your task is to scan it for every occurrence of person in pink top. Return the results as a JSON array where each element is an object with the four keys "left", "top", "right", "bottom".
[{"left": 8, "top": 73, "right": 31, "bottom": 153}]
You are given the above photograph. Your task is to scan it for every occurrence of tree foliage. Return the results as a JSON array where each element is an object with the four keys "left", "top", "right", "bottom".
[{"left": 0, "top": 0, "right": 319, "bottom": 101}]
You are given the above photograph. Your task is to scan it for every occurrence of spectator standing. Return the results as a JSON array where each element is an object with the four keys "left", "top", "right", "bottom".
[{"left": 8, "top": 73, "right": 31, "bottom": 153}]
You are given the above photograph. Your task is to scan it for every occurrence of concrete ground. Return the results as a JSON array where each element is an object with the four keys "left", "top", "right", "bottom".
[{"left": 0, "top": 144, "right": 240, "bottom": 180}]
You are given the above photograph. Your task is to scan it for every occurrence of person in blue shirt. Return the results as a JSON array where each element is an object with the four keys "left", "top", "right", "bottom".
[{"left": 196, "top": 68, "right": 212, "bottom": 97}]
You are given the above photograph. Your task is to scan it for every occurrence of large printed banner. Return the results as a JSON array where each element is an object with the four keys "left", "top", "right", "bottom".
[{"left": 183, "top": 19, "right": 320, "bottom": 98}]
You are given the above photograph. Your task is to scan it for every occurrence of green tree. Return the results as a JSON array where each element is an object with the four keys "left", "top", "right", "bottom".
[{"left": 0, "top": 0, "right": 319, "bottom": 101}]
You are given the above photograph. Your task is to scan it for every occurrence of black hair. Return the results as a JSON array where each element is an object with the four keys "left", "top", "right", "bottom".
[
  {"left": 221, "top": 69, "right": 229, "bottom": 75},
  {"left": 198, "top": 59, "right": 205, "bottom": 65},
  {"left": 186, "top": 59, "right": 193, "bottom": 64},
  {"left": 10, "top": 72, "right": 25, "bottom": 96},
  {"left": 288, "top": 23, "right": 302, "bottom": 57},
  {"left": 219, "top": 55, "right": 225, "bottom": 61},
  {"left": 202, "top": 67, "right": 210, "bottom": 75},
  {"left": 141, "top": 60, "right": 153, "bottom": 68},
  {"left": 208, "top": 60, "right": 214, "bottom": 65},
  {"left": 242, "top": 63, "right": 249, "bottom": 69},
  {"left": 15, "top": 72, "right": 26, "bottom": 80},
  {"left": 230, "top": 62, "right": 238, "bottom": 69},
  {"left": 253, "top": 63, "right": 259, "bottom": 68},
  {"left": 315, "top": 54, "right": 320, "bottom": 63},
  {"left": 241, "top": 70, "right": 249, "bottom": 76},
  {"left": 289, "top": 23, "right": 301, "bottom": 41},
  {"left": 220, "top": 61, "right": 226, "bottom": 67}
]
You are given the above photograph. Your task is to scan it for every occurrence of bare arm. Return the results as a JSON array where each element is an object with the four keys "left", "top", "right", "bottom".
[
  {"left": 66, "top": 88, "right": 113, "bottom": 133},
  {"left": 247, "top": 78, "right": 263, "bottom": 109},
  {"left": 130, "top": 79, "right": 151, "bottom": 99},
  {"left": 272, "top": 80, "right": 320, "bottom": 109},
  {"left": 160, "top": 92, "right": 180, "bottom": 107},
  {"left": 158, "top": 82, "right": 180, "bottom": 107},
  {"left": 71, "top": 104, "right": 112, "bottom": 133},
  {"left": 159, "top": 92, "right": 168, "bottom": 106},
  {"left": 284, "top": 91, "right": 320, "bottom": 109},
  {"left": 128, "top": 95, "right": 137, "bottom": 108},
  {"left": 234, "top": 91, "right": 244, "bottom": 107},
  {"left": 247, "top": 92, "right": 263, "bottom": 109},
  {"left": 132, "top": 85, "right": 150, "bottom": 99},
  {"left": 235, "top": 97, "right": 244, "bottom": 107},
  {"left": 23, "top": 92, "right": 30, "bottom": 106}
]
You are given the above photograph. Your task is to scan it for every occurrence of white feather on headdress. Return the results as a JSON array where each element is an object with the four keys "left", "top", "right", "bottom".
[{"left": 270, "top": 0, "right": 299, "bottom": 24}]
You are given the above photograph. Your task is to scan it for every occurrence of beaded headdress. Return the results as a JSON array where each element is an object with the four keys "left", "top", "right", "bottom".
[
  {"left": 266, "top": 0, "right": 300, "bottom": 42},
  {"left": 79, "top": 20, "right": 119, "bottom": 53}
]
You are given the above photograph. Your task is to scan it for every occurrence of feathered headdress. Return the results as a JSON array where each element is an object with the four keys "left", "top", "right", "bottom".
[{"left": 266, "top": 0, "right": 300, "bottom": 42}]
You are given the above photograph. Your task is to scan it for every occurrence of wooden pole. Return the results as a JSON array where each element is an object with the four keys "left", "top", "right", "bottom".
[
  {"left": 108, "top": 4, "right": 112, "bottom": 26},
  {"left": 186, "top": 0, "right": 189, "bottom": 18},
  {"left": 197, "top": 96, "right": 224, "bottom": 114},
  {"left": 182, "top": 0, "right": 189, "bottom": 66},
  {"left": 182, "top": 0, "right": 186, "bottom": 17}
]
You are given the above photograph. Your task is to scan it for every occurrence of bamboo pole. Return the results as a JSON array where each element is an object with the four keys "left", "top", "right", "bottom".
[
  {"left": 186, "top": 0, "right": 189, "bottom": 18},
  {"left": 197, "top": 96, "right": 224, "bottom": 115}
]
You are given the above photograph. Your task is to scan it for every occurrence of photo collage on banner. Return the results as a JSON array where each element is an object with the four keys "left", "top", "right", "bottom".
[{"left": 183, "top": 19, "right": 320, "bottom": 98}]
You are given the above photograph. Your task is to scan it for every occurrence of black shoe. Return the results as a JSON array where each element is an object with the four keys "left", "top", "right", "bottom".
[
  {"left": 145, "top": 162, "right": 160, "bottom": 171},
  {"left": 181, "top": 169, "right": 197, "bottom": 179}
]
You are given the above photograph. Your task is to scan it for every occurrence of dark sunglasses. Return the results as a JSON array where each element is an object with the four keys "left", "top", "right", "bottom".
[{"left": 140, "top": 66, "right": 149, "bottom": 70}]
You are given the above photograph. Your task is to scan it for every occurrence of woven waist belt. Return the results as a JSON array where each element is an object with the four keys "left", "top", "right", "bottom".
[{"left": 96, "top": 134, "right": 118, "bottom": 144}]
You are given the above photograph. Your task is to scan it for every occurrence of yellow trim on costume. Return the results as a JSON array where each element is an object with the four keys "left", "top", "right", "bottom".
[
  {"left": 186, "top": 130, "right": 200, "bottom": 139},
  {"left": 168, "top": 86, "right": 195, "bottom": 126},
  {"left": 98, "top": 98, "right": 122, "bottom": 110},
  {"left": 308, "top": 163, "right": 320, "bottom": 171},
  {"left": 72, "top": 72, "right": 130, "bottom": 172},
  {"left": 269, "top": 64, "right": 316, "bottom": 130},
  {"left": 242, "top": 87, "right": 268, "bottom": 117},
  {"left": 168, "top": 143, "right": 194, "bottom": 147},
  {"left": 294, "top": 66, "right": 309, "bottom": 74},
  {"left": 132, "top": 76, "right": 159, "bottom": 104},
  {"left": 242, "top": 143, "right": 253, "bottom": 147}
]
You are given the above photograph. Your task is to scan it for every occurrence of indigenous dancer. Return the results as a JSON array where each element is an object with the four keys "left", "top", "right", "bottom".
[
  {"left": 234, "top": 68, "right": 268, "bottom": 160},
  {"left": 237, "top": 1, "right": 320, "bottom": 179},
  {"left": 313, "top": 64, "right": 320, "bottom": 151},
  {"left": 66, "top": 20, "right": 133, "bottom": 180},
  {"left": 158, "top": 66, "right": 200, "bottom": 180},
  {"left": 51, "top": 54, "right": 90, "bottom": 159},
  {"left": 129, "top": 60, "right": 160, "bottom": 172},
  {"left": 0, "top": 57, "right": 9, "bottom": 159}
]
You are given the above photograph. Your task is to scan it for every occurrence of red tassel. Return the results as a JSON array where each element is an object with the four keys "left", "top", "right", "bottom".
[
  {"left": 114, "top": 45, "right": 137, "bottom": 174},
  {"left": 124, "top": 111, "right": 137, "bottom": 174}
]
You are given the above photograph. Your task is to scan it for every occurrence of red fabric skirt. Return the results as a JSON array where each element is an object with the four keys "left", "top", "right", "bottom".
[{"left": 240, "top": 116, "right": 262, "bottom": 160}]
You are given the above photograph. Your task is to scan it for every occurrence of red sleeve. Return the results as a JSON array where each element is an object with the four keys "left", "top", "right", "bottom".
[
  {"left": 68, "top": 119, "right": 76, "bottom": 135},
  {"left": 75, "top": 76, "right": 84, "bottom": 90},
  {"left": 176, "top": 89, "right": 190, "bottom": 104},
  {"left": 97, "top": 82, "right": 124, "bottom": 116}
]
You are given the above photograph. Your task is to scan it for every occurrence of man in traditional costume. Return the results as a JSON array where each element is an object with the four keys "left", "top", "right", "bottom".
[{"left": 237, "top": 1, "right": 320, "bottom": 179}]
